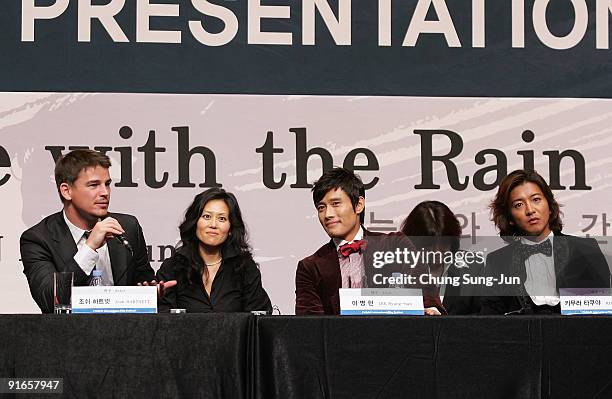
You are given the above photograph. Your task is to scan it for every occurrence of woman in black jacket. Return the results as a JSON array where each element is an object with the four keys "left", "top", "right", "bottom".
[{"left": 157, "top": 188, "right": 272, "bottom": 313}]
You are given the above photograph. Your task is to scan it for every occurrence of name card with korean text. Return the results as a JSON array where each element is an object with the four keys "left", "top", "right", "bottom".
[
  {"left": 72, "top": 286, "right": 157, "bottom": 314},
  {"left": 560, "top": 288, "right": 612, "bottom": 315},
  {"left": 339, "top": 288, "right": 424, "bottom": 315}
]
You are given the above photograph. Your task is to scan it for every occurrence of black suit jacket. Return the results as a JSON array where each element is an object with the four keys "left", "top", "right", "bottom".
[
  {"left": 20, "top": 211, "right": 154, "bottom": 313},
  {"left": 295, "top": 230, "right": 444, "bottom": 315},
  {"left": 442, "top": 252, "right": 485, "bottom": 315},
  {"left": 480, "top": 233, "right": 611, "bottom": 315},
  {"left": 156, "top": 247, "right": 272, "bottom": 313}
]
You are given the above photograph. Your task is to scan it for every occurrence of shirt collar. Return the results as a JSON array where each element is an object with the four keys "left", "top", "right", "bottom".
[
  {"left": 63, "top": 210, "right": 87, "bottom": 244},
  {"left": 520, "top": 231, "right": 554, "bottom": 246},
  {"left": 333, "top": 226, "right": 364, "bottom": 251}
]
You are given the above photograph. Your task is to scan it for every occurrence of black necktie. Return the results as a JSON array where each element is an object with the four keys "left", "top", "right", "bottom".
[{"left": 519, "top": 239, "right": 552, "bottom": 260}]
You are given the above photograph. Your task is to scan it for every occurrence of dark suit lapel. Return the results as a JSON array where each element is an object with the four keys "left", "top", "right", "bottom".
[
  {"left": 510, "top": 242, "right": 529, "bottom": 297},
  {"left": 48, "top": 212, "right": 79, "bottom": 270},
  {"left": 321, "top": 240, "right": 341, "bottom": 286},
  {"left": 363, "top": 229, "right": 381, "bottom": 288},
  {"left": 317, "top": 241, "right": 341, "bottom": 313},
  {"left": 552, "top": 234, "right": 570, "bottom": 283},
  {"left": 108, "top": 238, "right": 129, "bottom": 285}
]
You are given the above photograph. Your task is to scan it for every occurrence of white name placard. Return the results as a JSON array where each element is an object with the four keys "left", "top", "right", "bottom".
[
  {"left": 72, "top": 286, "right": 157, "bottom": 314},
  {"left": 339, "top": 288, "right": 424, "bottom": 315},
  {"left": 560, "top": 288, "right": 612, "bottom": 315}
]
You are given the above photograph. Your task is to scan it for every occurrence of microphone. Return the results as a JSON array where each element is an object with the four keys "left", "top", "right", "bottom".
[
  {"left": 100, "top": 214, "right": 134, "bottom": 255},
  {"left": 115, "top": 234, "right": 134, "bottom": 255}
]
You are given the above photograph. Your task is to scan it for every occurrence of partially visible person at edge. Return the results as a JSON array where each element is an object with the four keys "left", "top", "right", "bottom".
[
  {"left": 20, "top": 149, "right": 156, "bottom": 313},
  {"left": 481, "top": 169, "right": 610, "bottom": 315},
  {"left": 401, "top": 200, "right": 483, "bottom": 315},
  {"left": 295, "top": 167, "right": 445, "bottom": 316},
  {"left": 156, "top": 188, "right": 272, "bottom": 313}
]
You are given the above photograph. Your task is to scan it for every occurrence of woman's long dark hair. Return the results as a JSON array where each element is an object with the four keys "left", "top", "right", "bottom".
[
  {"left": 177, "top": 188, "right": 251, "bottom": 286},
  {"left": 400, "top": 200, "right": 461, "bottom": 253}
]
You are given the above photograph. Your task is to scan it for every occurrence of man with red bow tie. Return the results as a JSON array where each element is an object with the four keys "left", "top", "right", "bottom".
[{"left": 295, "top": 167, "right": 444, "bottom": 315}]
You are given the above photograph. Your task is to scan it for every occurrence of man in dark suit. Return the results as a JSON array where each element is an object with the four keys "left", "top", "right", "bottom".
[
  {"left": 481, "top": 233, "right": 610, "bottom": 315},
  {"left": 295, "top": 168, "right": 443, "bottom": 315},
  {"left": 20, "top": 149, "right": 155, "bottom": 313},
  {"left": 481, "top": 169, "right": 611, "bottom": 315}
]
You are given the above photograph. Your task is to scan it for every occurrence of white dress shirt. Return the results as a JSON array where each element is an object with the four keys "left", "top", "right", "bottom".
[
  {"left": 520, "top": 232, "right": 559, "bottom": 306},
  {"left": 63, "top": 212, "right": 114, "bottom": 286},
  {"left": 334, "top": 227, "right": 366, "bottom": 288}
]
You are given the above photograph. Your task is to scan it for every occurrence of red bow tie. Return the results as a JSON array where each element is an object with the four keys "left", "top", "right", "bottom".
[{"left": 338, "top": 240, "right": 367, "bottom": 258}]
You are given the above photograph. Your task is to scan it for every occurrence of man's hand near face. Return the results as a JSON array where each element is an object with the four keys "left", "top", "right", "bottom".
[{"left": 85, "top": 217, "right": 125, "bottom": 251}]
